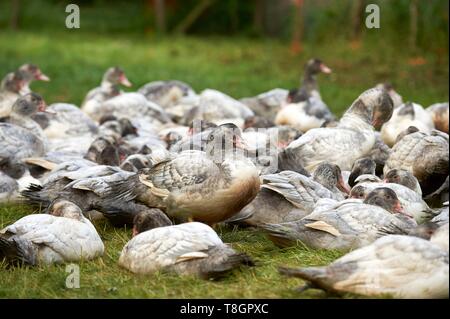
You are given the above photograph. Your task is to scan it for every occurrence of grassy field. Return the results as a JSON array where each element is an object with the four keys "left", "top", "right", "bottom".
[{"left": 0, "top": 30, "right": 448, "bottom": 298}]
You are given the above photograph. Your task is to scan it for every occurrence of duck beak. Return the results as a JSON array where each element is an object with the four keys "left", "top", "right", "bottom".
[
  {"left": 319, "top": 63, "right": 332, "bottom": 74},
  {"left": 119, "top": 74, "right": 132, "bottom": 87},
  {"left": 394, "top": 201, "right": 412, "bottom": 217},
  {"left": 38, "top": 101, "right": 47, "bottom": 112},
  {"left": 36, "top": 72, "right": 50, "bottom": 81},
  {"left": 132, "top": 226, "right": 139, "bottom": 237},
  {"left": 371, "top": 116, "right": 383, "bottom": 129},
  {"left": 235, "top": 136, "right": 249, "bottom": 150},
  {"left": 337, "top": 177, "right": 351, "bottom": 194}
]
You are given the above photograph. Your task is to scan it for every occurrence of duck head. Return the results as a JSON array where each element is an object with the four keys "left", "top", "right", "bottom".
[
  {"left": 313, "top": 162, "right": 350, "bottom": 194},
  {"left": 19, "top": 63, "right": 50, "bottom": 82},
  {"left": 348, "top": 158, "right": 376, "bottom": 188},
  {"left": 103, "top": 66, "right": 132, "bottom": 87},
  {"left": 132, "top": 209, "right": 172, "bottom": 237},
  {"left": 407, "top": 222, "right": 440, "bottom": 240},
  {"left": 346, "top": 88, "right": 394, "bottom": 129},
  {"left": 12, "top": 92, "right": 47, "bottom": 116},
  {"left": 363, "top": 187, "right": 407, "bottom": 215},
  {"left": 1, "top": 71, "right": 25, "bottom": 93},
  {"left": 384, "top": 169, "right": 420, "bottom": 192},
  {"left": 204, "top": 123, "right": 248, "bottom": 161},
  {"left": 48, "top": 199, "right": 84, "bottom": 221},
  {"left": 305, "top": 58, "right": 332, "bottom": 76},
  {"left": 394, "top": 126, "right": 419, "bottom": 144},
  {"left": 188, "top": 119, "right": 217, "bottom": 136}
]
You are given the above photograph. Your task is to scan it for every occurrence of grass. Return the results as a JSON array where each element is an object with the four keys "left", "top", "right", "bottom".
[{"left": 0, "top": 30, "right": 448, "bottom": 298}]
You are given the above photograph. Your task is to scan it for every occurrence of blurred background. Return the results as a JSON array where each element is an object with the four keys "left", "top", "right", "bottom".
[{"left": 0, "top": 0, "right": 448, "bottom": 114}]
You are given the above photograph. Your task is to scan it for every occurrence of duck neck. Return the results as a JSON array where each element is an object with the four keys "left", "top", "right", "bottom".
[
  {"left": 339, "top": 98, "right": 374, "bottom": 131},
  {"left": 301, "top": 72, "right": 318, "bottom": 96}
]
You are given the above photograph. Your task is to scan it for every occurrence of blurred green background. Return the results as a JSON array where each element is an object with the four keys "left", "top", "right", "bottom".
[{"left": 0, "top": 0, "right": 448, "bottom": 114}]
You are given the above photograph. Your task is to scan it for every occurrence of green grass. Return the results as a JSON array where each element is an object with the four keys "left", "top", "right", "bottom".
[{"left": 0, "top": 30, "right": 448, "bottom": 298}]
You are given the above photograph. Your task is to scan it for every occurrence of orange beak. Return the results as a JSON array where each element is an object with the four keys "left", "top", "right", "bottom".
[
  {"left": 119, "top": 74, "right": 132, "bottom": 87},
  {"left": 320, "top": 63, "right": 332, "bottom": 74}
]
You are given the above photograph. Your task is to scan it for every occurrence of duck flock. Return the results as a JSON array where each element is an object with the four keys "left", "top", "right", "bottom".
[{"left": 0, "top": 59, "right": 449, "bottom": 298}]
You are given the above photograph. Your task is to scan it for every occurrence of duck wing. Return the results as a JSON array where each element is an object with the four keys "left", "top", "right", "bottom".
[
  {"left": 262, "top": 170, "right": 337, "bottom": 213},
  {"left": 0, "top": 123, "right": 45, "bottom": 161}
]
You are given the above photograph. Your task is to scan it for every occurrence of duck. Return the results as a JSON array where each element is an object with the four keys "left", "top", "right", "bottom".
[
  {"left": 280, "top": 88, "right": 394, "bottom": 172},
  {"left": 347, "top": 157, "right": 377, "bottom": 188},
  {"left": 279, "top": 229, "right": 449, "bottom": 298},
  {"left": 81, "top": 67, "right": 132, "bottom": 120},
  {"left": 21, "top": 164, "right": 173, "bottom": 227},
  {"left": 287, "top": 58, "right": 332, "bottom": 103},
  {"left": 350, "top": 172, "right": 434, "bottom": 224},
  {"left": 384, "top": 130, "right": 449, "bottom": 196},
  {"left": 0, "top": 93, "right": 48, "bottom": 148},
  {"left": 35, "top": 103, "right": 98, "bottom": 139},
  {"left": 383, "top": 168, "right": 422, "bottom": 195},
  {"left": 274, "top": 59, "right": 334, "bottom": 132},
  {"left": 0, "top": 199, "right": 104, "bottom": 265},
  {"left": 138, "top": 80, "right": 196, "bottom": 108},
  {"left": 368, "top": 132, "right": 391, "bottom": 175},
  {"left": 0, "top": 160, "right": 41, "bottom": 198},
  {"left": 92, "top": 92, "right": 171, "bottom": 128},
  {"left": 381, "top": 102, "right": 435, "bottom": 147},
  {"left": 427, "top": 102, "right": 449, "bottom": 133},
  {"left": 107, "top": 125, "right": 260, "bottom": 224},
  {"left": 228, "top": 163, "right": 350, "bottom": 227},
  {"left": 375, "top": 82, "right": 403, "bottom": 108},
  {"left": 0, "top": 71, "right": 24, "bottom": 118},
  {"left": 187, "top": 89, "right": 255, "bottom": 128},
  {"left": 240, "top": 88, "right": 289, "bottom": 120},
  {"left": 260, "top": 188, "right": 416, "bottom": 250},
  {"left": 118, "top": 213, "right": 253, "bottom": 279},
  {"left": 16, "top": 63, "right": 50, "bottom": 95},
  {"left": 0, "top": 123, "right": 45, "bottom": 163}
]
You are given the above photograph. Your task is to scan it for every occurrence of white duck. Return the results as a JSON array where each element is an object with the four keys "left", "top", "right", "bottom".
[
  {"left": 119, "top": 215, "right": 253, "bottom": 279},
  {"left": 138, "top": 80, "right": 196, "bottom": 108},
  {"left": 37, "top": 103, "right": 98, "bottom": 140},
  {"left": 282, "top": 88, "right": 394, "bottom": 172},
  {"left": 279, "top": 229, "right": 449, "bottom": 298},
  {"left": 0, "top": 71, "right": 24, "bottom": 118},
  {"left": 16, "top": 63, "right": 50, "bottom": 95},
  {"left": 109, "top": 125, "right": 260, "bottom": 224},
  {"left": 189, "top": 89, "right": 254, "bottom": 128},
  {"left": 381, "top": 102, "right": 435, "bottom": 147},
  {"left": 261, "top": 188, "right": 416, "bottom": 250},
  {"left": 1, "top": 93, "right": 48, "bottom": 147},
  {"left": 230, "top": 163, "right": 349, "bottom": 226},
  {"left": 384, "top": 130, "right": 449, "bottom": 196},
  {"left": 427, "top": 102, "right": 449, "bottom": 133},
  {"left": 93, "top": 92, "right": 171, "bottom": 128},
  {"left": 240, "top": 88, "right": 289, "bottom": 120},
  {"left": 81, "top": 66, "right": 132, "bottom": 120},
  {"left": 350, "top": 174, "right": 434, "bottom": 224},
  {"left": 0, "top": 199, "right": 104, "bottom": 265},
  {"left": 275, "top": 59, "right": 334, "bottom": 132}
]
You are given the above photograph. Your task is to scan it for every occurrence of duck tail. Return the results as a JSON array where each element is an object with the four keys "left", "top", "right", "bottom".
[
  {"left": 20, "top": 184, "right": 50, "bottom": 207},
  {"left": 0, "top": 236, "right": 36, "bottom": 266},
  {"left": 278, "top": 266, "right": 329, "bottom": 292},
  {"left": 258, "top": 223, "right": 297, "bottom": 248},
  {"left": 198, "top": 246, "right": 255, "bottom": 280}
]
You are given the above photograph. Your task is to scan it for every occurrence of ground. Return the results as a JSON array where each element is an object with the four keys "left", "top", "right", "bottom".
[{"left": 0, "top": 31, "right": 448, "bottom": 298}]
